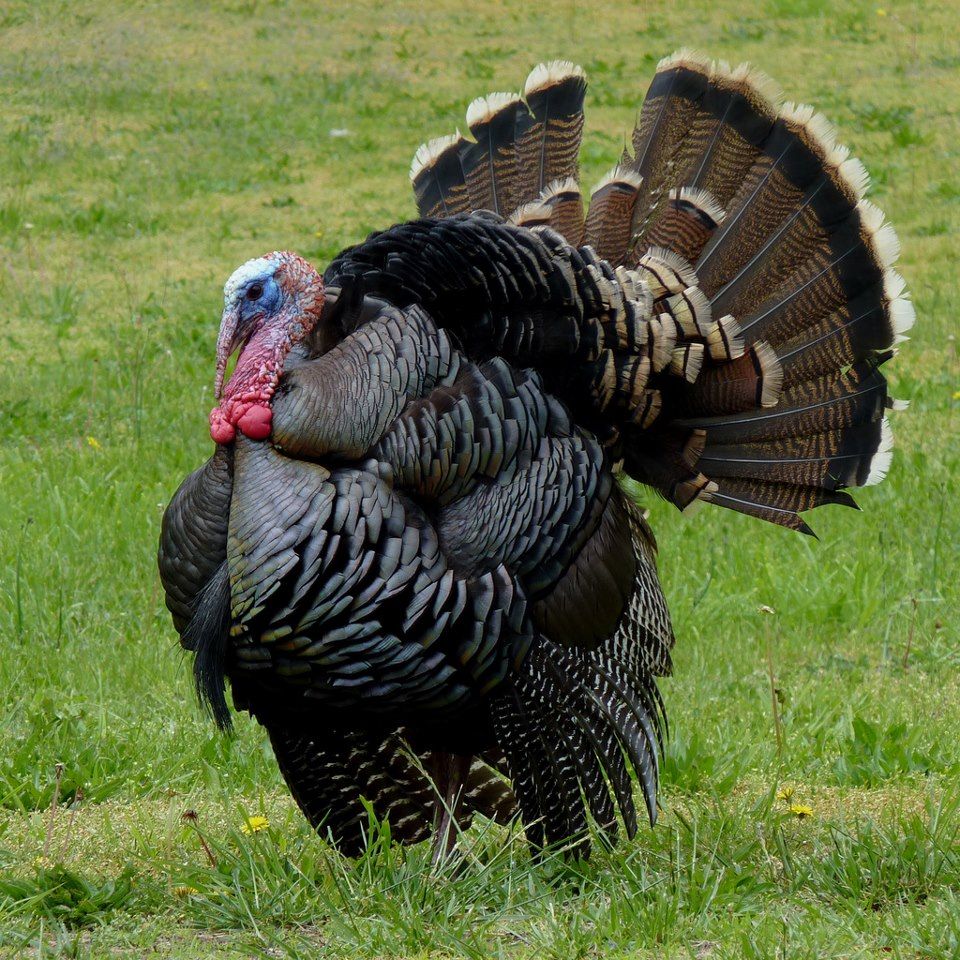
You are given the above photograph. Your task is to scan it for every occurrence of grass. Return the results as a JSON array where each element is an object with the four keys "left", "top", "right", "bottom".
[{"left": 0, "top": 0, "right": 958, "bottom": 956}]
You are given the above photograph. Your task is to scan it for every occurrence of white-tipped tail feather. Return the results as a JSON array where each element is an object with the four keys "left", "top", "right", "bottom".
[
  {"left": 657, "top": 48, "right": 711, "bottom": 73},
  {"left": 858, "top": 199, "right": 902, "bottom": 266},
  {"left": 754, "top": 341, "right": 785, "bottom": 407},
  {"left": 541, "top": 176, "right": 581, "bottom": 200},
  {"left": 409, "top": 132, "right": 463, "bottom": 182},
  {"left": 466, "top": 92, "right": 521, "bottom": 129},
  {"left": 884, "top": 270, "right": 916, "bottom": 335},
  {"left": 837, "top": 155, "right": 871, "bottom": 199},
  {"left": 779, "top": 102, "right": 841, "bottom": 157},
  {"left": 707, "top": 314, "right": 746, "bottom": 361},
  {"left": 591, "top": 164, "right": 644, "bottom": 194},
  {"left": 725, "top": 60, "right": 783, "bottom": 107},
  {"left": 864, "top": 417, "right": 894, "bottom": 486},
  {"left": 670, "top": 342, "right": 705, "bottom": 382},
  {"left": 524, "top": 60, "right": 585, "bottom": 97},
  {"left": 666, "top": 285, "right": 713, "bottom": 337},
  {"left": 671, "top": 186, "right": 726, "bottom": 225},
  {"left": 509, "top": 200, "right": 553, "bottom": 227},
  {"left": 649, "top": 316, "right": 678, "bottom": 372},
  {"left": 639, "top": 246, "right": 698, "bottom": 289}
]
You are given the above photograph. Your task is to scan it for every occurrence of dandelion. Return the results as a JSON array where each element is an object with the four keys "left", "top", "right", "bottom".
[
  {"left": 952, "top": 390, "right": 960, "bottom": 400},
  {"left": 173, "top": 885, "right": 199, "bottom": 898},
  {"left": 876, "top": 7, "right": 887, "bottom": 15},
  {"left": 790, "top": 803, "right": 814, "bottom": 819},
  {"left": 86, "top": 436, "right": 102, "bottom": 450},
  {"left": 240, "top": 815, "right": 270, "bottom": 835},
  {"left": 776, "top": 785, "right": 795, "bottom": 802}
]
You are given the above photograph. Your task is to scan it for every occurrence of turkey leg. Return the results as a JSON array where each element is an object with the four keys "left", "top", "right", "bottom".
[{"left": 427, "top": 752, "right": 473, "bottom": 866}]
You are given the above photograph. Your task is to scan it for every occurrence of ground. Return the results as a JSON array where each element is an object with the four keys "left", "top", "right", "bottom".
[{"left": 0, "top": 0, "right": 958, "bottom": 956}]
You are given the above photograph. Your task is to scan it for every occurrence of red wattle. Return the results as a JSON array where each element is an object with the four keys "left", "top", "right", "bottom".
[
  {"left": 209, "top": 407, "right": 236, "bottom": 444},
  {"left": 237, "top": 403, "right": 272, "bottom": 440}
]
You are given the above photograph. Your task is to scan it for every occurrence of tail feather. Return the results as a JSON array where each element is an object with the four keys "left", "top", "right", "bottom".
[
  {"left": 538, "top": 177, "right": 585, "bottom": 245},
  {"left": 514, "top": 61, "right": 586, "bottom": 201},
  {"left": 705, "top": 479, "right": 858, "bottom": 534},
  {"left": 614, "top": 54, "right": 910, "bottom": 531},
  {"left": 509, "top": 176, "right": 585, "bottom": 246},
  {"left": 699, "top": 419, "right": 885, "bottom": 488},
  {"left": 627, "top": 52, "right": 779, "bottom": 243},
  {"left": 583, "top": 166, "right": 643, "bottom": 264},
  {"left": 642, "top": 187, "right": 725, "bottom": 264},
  {"left": 410, "top": 134, "right": 472, "bottom": 219},
  {"left": 463, "top": 92, "right": 524, "bottom": 215}
]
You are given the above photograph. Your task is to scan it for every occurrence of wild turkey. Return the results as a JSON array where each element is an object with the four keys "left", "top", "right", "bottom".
[{"left": 158, "top": 53, "right": 912, "bottom": 859}]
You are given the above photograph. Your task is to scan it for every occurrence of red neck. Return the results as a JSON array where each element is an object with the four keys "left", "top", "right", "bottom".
[
  {"left": 209, "top": 255, "right": 324, "bottom": 444},
  {"left": 209, "top": 323, "right": 292, "bottom": 443}
]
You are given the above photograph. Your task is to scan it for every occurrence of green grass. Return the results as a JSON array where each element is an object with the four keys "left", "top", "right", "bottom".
[{"left": 1, "top": 0, "right": 958, "bottom": 956}]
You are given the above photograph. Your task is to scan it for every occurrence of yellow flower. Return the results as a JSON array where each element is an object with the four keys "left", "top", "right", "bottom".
[
  {"left": 790, "top": 803, "right": 814, "bottom": 819},
  {"left": 777, "top": 785, "right": 795, "bottom": 802},
  {"left": 952, "top": 390, "right": 960, "bottom": 400},
  {"left": 240, "top": 815, "right": 270, "bottom": 835},
  {"left": 876, "top": 7, "right": 887, "bottom": 15},
  {"left": 173, "top": 885, "right": 199, "bottom": 897},
  {"left": 86, "top": 436, "right": 102, "bottom": 450}
]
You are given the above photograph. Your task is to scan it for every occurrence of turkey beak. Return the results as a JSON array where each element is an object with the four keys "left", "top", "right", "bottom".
[{"left": 214, "top": 305, "right": 242, "bottom": 401}]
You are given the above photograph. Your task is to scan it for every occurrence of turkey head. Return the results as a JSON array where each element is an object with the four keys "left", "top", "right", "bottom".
[{"left": 209, "top": 251, "right": 324, "bottom": 444}]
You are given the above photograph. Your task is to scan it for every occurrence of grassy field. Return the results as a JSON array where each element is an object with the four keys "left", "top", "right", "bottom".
[{"left": 1, "top": 0, "right": 958, "bottom": 956}]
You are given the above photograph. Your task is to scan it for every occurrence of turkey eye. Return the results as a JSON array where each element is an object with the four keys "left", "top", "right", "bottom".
[{"left": 247, "top": 284, "right": 263, "bottom": 302}]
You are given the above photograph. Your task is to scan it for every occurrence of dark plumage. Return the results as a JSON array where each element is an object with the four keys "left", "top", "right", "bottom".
[{"left": 158, "top": 54, "right": 911, "bottom": 858}]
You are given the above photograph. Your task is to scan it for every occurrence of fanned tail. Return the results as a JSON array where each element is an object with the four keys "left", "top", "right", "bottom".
[
  {"left": 410, "top": 55, "right": 910, "bottom": 533},
  {"left": 585, "top": 51, "right": 911, "bottom": 533}
]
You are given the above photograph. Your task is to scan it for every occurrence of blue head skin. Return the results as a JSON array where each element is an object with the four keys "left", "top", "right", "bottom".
[{"left": 214, "top": 255, "right": 286, "bottom": 400}]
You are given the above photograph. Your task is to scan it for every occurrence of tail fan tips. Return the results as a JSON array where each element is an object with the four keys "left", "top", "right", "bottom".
[
  {"left": 410, "top": 61, "right": 587, "bottom": 234},
  {"left": 410, "top": 133, "right": 471, "bottom": 220},
  {"left": 624, "top": 50, "right": 782, "bottom": 247}
]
